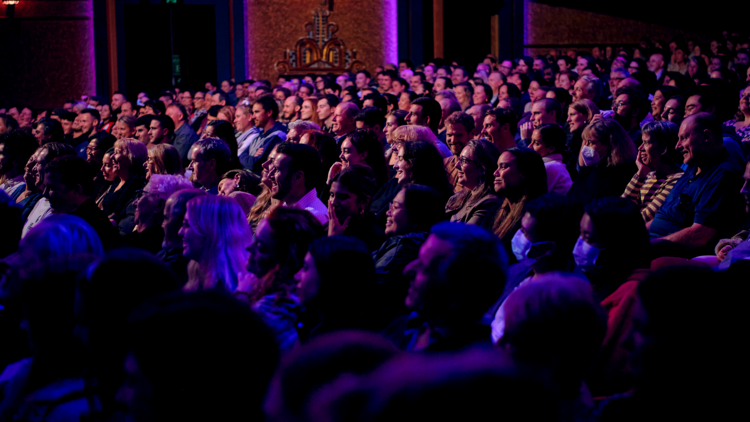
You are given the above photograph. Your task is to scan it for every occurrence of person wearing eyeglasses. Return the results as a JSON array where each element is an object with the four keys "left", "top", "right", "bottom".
[
  {"left": 445, "top": 138, "right": 501, "bottom": 226},
  {"left": 612, "top": 87, "right": 649, "bottom": 145}
]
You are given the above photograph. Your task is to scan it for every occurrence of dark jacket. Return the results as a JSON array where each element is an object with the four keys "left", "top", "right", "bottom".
[
  {"left": 567, "top": 160, "right": 637, "bottom": 205},
  {"left": 70, "top": 199, "right": 120, "bottom": 250}
]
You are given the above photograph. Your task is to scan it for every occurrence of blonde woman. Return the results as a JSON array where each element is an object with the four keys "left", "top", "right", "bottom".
[
  {"left": 112, "top": 115, "right": 136, "bottom": 140},
  {"left": 565, "top": 99, "right": 601, "bottom": 177},
  {"left": 145, "top": 143, "right": 184, "bottom": 179},
  {"left": 179, "top": 195, "right": 251, "bottom": 292},
  {"left": 101, "top": 138, "right": 148, "bottom": 223},
  {"left": 566, "top": 118, "right": 637, "bottom": 205},
  {"left": 390, "top": 124, "right": 453, "bottom": 158}
]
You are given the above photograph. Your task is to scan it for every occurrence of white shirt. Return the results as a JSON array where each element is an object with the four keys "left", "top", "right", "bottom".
[
  {"left": 22, "top": 198, "right": 53, "bottom": 238},
  {"left": 0, "top": 174, "right": 24, "bottom": 196},
  {"left": 285, "top": 188, "right": 328, "bottom": 225},
  {"left": 542, "top": 154, "right": 573, "bottom": 195}
]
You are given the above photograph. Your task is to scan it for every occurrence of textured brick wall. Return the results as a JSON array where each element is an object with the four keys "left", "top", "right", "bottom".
[
  {"left": 246, "top": 0, "right": 398, "bottom": 81},
  {"left": 0, "top": 0, "right": 95, "bottom": 110},
  {"left": 524, "top": 1, "right": 709, "bottom": 56}
]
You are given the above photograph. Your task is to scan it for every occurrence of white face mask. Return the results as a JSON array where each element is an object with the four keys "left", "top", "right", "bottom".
[
  {"left": 511, "top": 228, "right": 553, "bottom": 264},
  {"left": 573, "top": 237, "right": 603, "bottom": 268},
  {"left": 581, "top": 145, "right": 601, "bottom": 166}
]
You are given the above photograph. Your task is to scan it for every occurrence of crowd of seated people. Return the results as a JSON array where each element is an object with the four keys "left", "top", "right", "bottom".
[{"left": 1, "top": 30, "right": 749, "bottom": 421}]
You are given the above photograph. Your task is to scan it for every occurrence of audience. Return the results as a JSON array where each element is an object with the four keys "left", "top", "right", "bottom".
[{"left": 6, "top": 33, "right": 750, "bottom": 421}]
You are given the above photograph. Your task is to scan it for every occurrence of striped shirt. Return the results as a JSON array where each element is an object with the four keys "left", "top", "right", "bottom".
[{"left": 622, "top": 171, "right": 683, "bottom": 222}]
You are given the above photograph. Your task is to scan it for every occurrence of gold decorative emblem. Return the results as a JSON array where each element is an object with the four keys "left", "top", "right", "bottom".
[{"left": 275, "top": 0, "right": 365, "bottom": 75}]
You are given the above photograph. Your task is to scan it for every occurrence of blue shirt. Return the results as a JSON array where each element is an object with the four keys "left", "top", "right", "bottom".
[
  {"left": 173, "top": 122, "right": 200, "bottom": 164},
  {"left": 239, "top": 121, "right": 287, "bottom": 175},
  {"left": 650, "top": 150, "right": 744, "bottom": 247}
]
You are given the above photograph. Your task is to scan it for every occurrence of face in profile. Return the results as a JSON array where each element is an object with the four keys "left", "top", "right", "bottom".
[{"left": 245, "top": 219, "right": 278, "bottom": 278}]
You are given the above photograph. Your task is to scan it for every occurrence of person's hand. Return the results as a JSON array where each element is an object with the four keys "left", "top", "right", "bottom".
[
  {"left": 717, "top": 245, "right": 734, "bottom": 262},
  {"left": 327, "top": 162, "right": 343, "bottom": 185},
  {"left": 327, "top": 201, "right": 349, "bottom": 237},
  {"left": 635, "top": 152, "right": 653, "bottom": 178},
  {"left": 520, "top": 122, "right": 534, "bottom": 140}
]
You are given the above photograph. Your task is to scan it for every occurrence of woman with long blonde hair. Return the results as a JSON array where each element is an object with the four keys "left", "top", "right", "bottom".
[{"left": 179, "top": 195, "right": 251, "bottom": 292}]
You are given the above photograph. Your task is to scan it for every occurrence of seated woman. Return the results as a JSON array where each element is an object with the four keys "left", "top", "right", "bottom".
[
  {"left": 328, "top": 129, "right": 388, "bottom": 189},
  {"left": 14, "top": 150, "right": 43, "bottom": 223},
  {"left": 384, "top": 110, "right": 408, "bottom": 176},
  {"left": 112, "top": 115, "right": 136, "bottom": 140},
  {"left": 372, "top": 184, "right": 446, "bottom": 327},
  {"left": 203, "top": 120, "right": 241, "bottom": 169},
  {"left": 529, "top": 124, "right": 573, "bottom": 195},
  {"left": 621, "top": 121, "right": 683, "bottom": 222},
  {"left": 145, "top": 143, "right": 183, "bottom": 179},
  {"left": 294, "top": 236, "right": 377, "bottom": 342},
  {"left": 217, "top": 168, "right": 262, "bottom": 197},
  {"left": 158, "top": 188, "right": 207, "bottom": 286},
  {"left": 485, "top": 147, "right": 548, "bottom": 262},
  {"left": 178, "top": 194, "right": 251, "bottom": 292},
  {"left": 247, "top": 144, "right": 281, "bottom": 232},
  {"left": 724, "top": 83, "right": 750, "bottom": 153},
  {"left": 370, "top": 140, "right": 453, "bottom": 229},
  {"left": 391, "top": 124, "right": 452, "bottom": 158},
  {"left": 96, "top": 148, "right": 118, "bottom": 209},
  {"left": 101, "top": 139, "right": 148, "bottom": 231},
  {"left": 122, "top": 174, "right": 193, "bottom": 254},
  {"left": 445, "top": 139, "right": 501, "bottom": 225},
  {"left": 566, "top": 118, "right": 637, "bottom": 205},
  {"left": 300, "top": 130, "right": 341, "bottom": 180},
  {"left": 239, "top": 207, "right": 323, "bottom": 351},
  {"left": 565, "top": 99, "right": 600, "bottom": 178},
  {"left": 327, "top": 165, "right": 385, "bottom": 251}
]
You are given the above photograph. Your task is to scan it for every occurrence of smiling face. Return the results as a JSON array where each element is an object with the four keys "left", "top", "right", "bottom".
[
  {"left": 445, "top": 122, "right": 471, "bottom": 156},
  {"left": 317, "top": 99, "right": 333, "bottom": 122},
  {"left": 493, "top": 151, "right": 523, "bottom": 193},
  {"left": 456, "top": 146, "right": 483, "bottom": 190},
  {"left": 384, "top": 115, "right": 400, "bottom": 144},
  {"left": 393, "top": 145, "right": 414, "bottom": 184},
  {"left": 676, "top": 117, "right": 708, "bottom": 167},
  {"left": 385, "top": 188, "right": 411, "bottom": 236},
  {"left": 638, "top": 132, "right": 663, "bottom": 169},
  {"left": 178, "top": 209, "right": 204, "bottom": 261},
  {"left": 329, "top": 181, "right": 363, "bottom": 223},
  {"left": 245, "top": 219, "right": 279, "bottom": 277},
  {"left": 529, "top": 130, "right": 554, "bottom": 157},
  {"left": 339, "top": 138, "right": 367, "bottom": 168}
]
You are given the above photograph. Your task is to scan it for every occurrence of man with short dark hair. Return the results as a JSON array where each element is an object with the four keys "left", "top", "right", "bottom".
[
  {"left": 166, "top": 104, "right": 199, "bottom": 163},
  {"left": 32, "top": 118, "right": 64, "bottom": 145},
  {"left": 74, "top": 109, "right": 100, "bottom": 159},
  {"left": 407, "top": 97, "right": 442, "bottom": 135},
  {"left": 332, "top": 102, "right": 359, "bottom": 144},
  {"left": 443, "top": 111, "right": 476, "bottom": 191},
  {"left": 148, "top": 115, "right": 175, "bottom": 148},
  {"left": 240, "top": 96, "right": 288, "bottom": 175},
  {"left": 649, "top": 113, "right": 745, "bottom": 257},
  {"left": 451, "top": 66, "right": 469, "bottom": 86},
  {"left": 187, "top": 138, "right": 232, "bottom": 194},
  {"left": 270, "top": 142, "right": 327, "bottom": 225},
  {"left": 354, "top": 107, "right": 386, "bottom": 143},
  {"left": 355, "top": 70, "right": 371, "bottom": 92},
  {"left": 221, "top": 80, "right": 238, "bottom": 105},
  {"left": 520, "top": 99, "right": 562, "bottom": 145},
  {"left": 43, "top": 155, "right": 118, "bottom": 248},
  {"left": 481, "top": 108, "right": 518, "bottom": 154},
  {"left": 385, "top": 221, "right": 507, "bottom": 350},
  {"left": 111, "top": 92, "right": 127, "bottom": 112},
  {"left": 134, "top": 115, "right": 154, "bottom": 146},
  {"left": 317, "top": 94, "right": 339, "bottom": 133}
]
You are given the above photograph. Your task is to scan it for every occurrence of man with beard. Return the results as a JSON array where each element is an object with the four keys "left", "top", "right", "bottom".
[
  {"left": 612, "top": 87, "right": 649, "bottom": 146},
  {"left": 73, "top": 109, "right": 100, "bottom": 159},
  {"left": 269, "top": 142, "right": 327, "bottom": 225},
  {"left": 443, "top": 112, "right": 475, "bottom": 192},
  {"left": 280, "top": 95, "right": 302, "bottom": 124}
]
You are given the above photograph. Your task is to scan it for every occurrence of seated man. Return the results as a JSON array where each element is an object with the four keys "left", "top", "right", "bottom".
[
  {"left": 270, "top": 142, "right": 328, "bottom": 225},
  {"left": 383, "top": 222, "right": 507, "bottom": 351},
  {"left": 649, "top": 113, "right": 745, "bottom": 257},
  {"left": 187, "top": 138, "right": 232, "bottom": 194},
  {"left": 442, "top": 111, "right": 475, "bottom": 192},
  {"left": 42, "top": 155, "right": 119, "bottom": 249}
]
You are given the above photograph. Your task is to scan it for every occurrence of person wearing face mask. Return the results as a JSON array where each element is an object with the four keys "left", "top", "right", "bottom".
[
  {"left": 566, "top": 119, "right": 638, "bottom": 205},
  {"left": 565, "top": 99, "right": 600, "bottom": 179},
  {"left": 573, "top": 197, "right": 651, "bottom": 301},
  {"left": 488, "top": 194, "right": 585, "bottom": 334}
]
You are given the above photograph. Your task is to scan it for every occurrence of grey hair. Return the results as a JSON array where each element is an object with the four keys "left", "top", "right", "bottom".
[
  {"left": 579, "top": 75, "right": 602, "bottom": 101},
  {"left": 288, "top": 120, "right": 321, "bottom": 132}
]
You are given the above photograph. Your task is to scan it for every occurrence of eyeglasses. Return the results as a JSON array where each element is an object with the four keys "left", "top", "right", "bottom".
[
  {"left": 457, "top": 156, "right": 478, "bottom": 166},
  {"left": 613, "top": 101, "right": 631, "bottom": 109}
]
